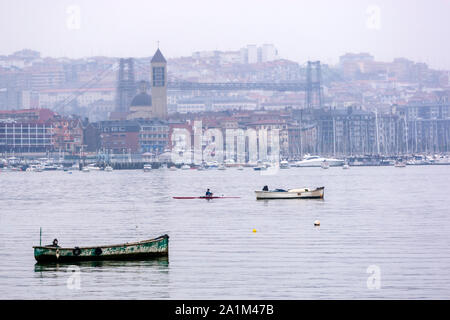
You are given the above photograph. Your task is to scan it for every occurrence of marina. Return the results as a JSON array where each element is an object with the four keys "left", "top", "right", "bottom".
[{"left": 2, "top": 152, "right": 449, "bottom": 174}]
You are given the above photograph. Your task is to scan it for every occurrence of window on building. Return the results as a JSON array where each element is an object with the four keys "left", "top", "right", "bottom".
[{"left": 152, "top": 67, "right": 165, "bottom": 87}]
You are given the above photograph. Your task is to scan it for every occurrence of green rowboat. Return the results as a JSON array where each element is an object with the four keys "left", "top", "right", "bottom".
[{"left": 33, "top": 234, "right": 169, "bottom": 263}]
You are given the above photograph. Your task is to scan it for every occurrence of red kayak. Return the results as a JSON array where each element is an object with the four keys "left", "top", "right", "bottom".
[{"left": 173, "top": 196, "right": 241, "bottom": 199}]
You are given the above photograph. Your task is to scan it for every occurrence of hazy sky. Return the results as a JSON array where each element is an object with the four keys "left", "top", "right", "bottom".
[{"left": 1, "top": 0, "right": 449, "bottom": 68}]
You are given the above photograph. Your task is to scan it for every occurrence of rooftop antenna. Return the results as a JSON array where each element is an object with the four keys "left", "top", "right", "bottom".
[{"left": 157, "top": 40, "right": 160, "bottom": 49}]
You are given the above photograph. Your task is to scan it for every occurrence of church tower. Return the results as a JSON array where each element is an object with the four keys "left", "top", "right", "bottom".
[{"left": 150, "top": 48, "right": 168, "bottom": 119}]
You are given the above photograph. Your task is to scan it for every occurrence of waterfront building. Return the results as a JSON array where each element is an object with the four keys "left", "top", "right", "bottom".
[
  {"left": 0, "top": 108, "right": 85, "bottom": 154},
  {"left": 395, "top": 103, "right": 450, "bottom": 153},
  {"left": 0, "top": 121, "right": 53, "bottom": 153},
  {"left": 97, "top": 120, "right": 140, "bottom": 154},
  {"left": 246, "top": 119, "right": 289, "bottom": 158},
  {"left": 52, "top": 118, "right": 83, "bottom": 154},
  {"left": 137, "top": 119, "right": 169, "bottom": 154},
  {"left": 83, "top": 122, "right": 101, "bottom": 152}
]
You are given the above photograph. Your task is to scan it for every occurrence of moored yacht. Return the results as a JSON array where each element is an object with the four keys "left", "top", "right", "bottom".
[
  {"left": 295, "top": 155, "right": 344, "bottom": 167},
  {"left": 280, "top": 160, "right": 290, "bottom": 169},
  {"left": 394, "top": 159, "right": 406, "bottom": 168},
  {"left": 26, "top": 164, "right": 43, "bottom": 172},
  {"left": 86, "top": 163, "right": 101, "bottom": 171}
]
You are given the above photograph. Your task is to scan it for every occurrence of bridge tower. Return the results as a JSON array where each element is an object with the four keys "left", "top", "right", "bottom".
[
  {"left": 305, "top": 61, "right": 323, "bottom": 109},
  {"left": 115, "top": 58, "right": 137, "bottom": 113}
]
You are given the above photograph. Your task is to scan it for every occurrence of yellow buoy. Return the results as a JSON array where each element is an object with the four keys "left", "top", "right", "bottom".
[
  {"left": 252, "top": 229, "right": 257, "bottom": 233},
  {"left": 314, "top": 220, "right": 320, "bottom": 226}
]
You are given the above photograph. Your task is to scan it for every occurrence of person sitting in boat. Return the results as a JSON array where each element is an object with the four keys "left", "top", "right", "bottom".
[
  {"left": 262, "top": 185, "right": 269, "bottom": 191},
  {"left": 205, "top": 189, "right": 213, "bottom": 197},
  {"left": 48, "top": 238, "right": 60, "bottom": 247}
]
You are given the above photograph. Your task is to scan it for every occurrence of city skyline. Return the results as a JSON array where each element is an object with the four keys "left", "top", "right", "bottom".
[{"left": 1, "top": 0, "right": 450, "bottom": 69}]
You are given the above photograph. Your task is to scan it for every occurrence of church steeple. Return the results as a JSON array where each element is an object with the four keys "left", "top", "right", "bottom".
[
  {"left": 151, "top": 48, "right": 166, "bottom": 63},
  {"left": 150, "top": 48, "right": 167, "bottom": 119}
]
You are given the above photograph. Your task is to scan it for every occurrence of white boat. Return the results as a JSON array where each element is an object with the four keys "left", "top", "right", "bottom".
[
  {"left": 224, "top": 159, "right": 235, "bottom": 167},
  {"left": 82, "top": 167, "right": 90, "bottom": 172},
  {"left": 181, "top": 164, "right": 191, "bottom": 170},
  {"left": 280, "top": 160, "right": 290, "bottom": 169},
  {"left": 218, "top": 164, "right": 226, "bottom": 170},
  {"left": 295, "top": 155, "right": 344, "bottom": 167},
  {"left": 394, "top": 160, "right": 406, "bottom": 168},
  {"left": 434, "top": 156, "right": 450, "bottom": 165},
  {"left": 104, "top": 166, "right": 113, "bottom": 172},
  {"left": 86, "top": 164, "right": 101, "bottom": 171},
  {"left": 43, "top": 163, "right": 58, "bottom": 171},
  {"left": 169, "top": 166, "right": 177, "bottom": 171},
  {"left": 28, "top": 163, "right": 44, "bottom": 172},
  {"left": 237, "top": 165, "right": 244, "bottom": 171},
  {"left": 342, "top": 164, "right": 350, "bottom": 169},
  {"left": 407, "top": 155, "right": 431, "bottom": 165},
  {"left": 206, "top": 161, "right": 219, "bottom": 169},
  {"left": 143, "top": 164, "right": 152, "bottom": 172},
  {"left": 321, "top": 161, "right": 330, "bottom": 169},
  {"left": 26, "top": 164, "right": 43, "bottom": 172},
  {"left": 255, "top": 187, "right": 325, "bottom": 199}
]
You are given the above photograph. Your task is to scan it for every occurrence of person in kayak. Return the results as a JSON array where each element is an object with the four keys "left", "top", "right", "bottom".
[{"left": 205, "top": 189, "right": 213, "bottom": 197}]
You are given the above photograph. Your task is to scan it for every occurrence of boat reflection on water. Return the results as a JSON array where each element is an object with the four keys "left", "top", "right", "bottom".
[
  {"left": 259, "top": 197, "right": 325, "bottom": 206},
  {"left": 34, "top": 256, "right": 169, "bottom": 273}
]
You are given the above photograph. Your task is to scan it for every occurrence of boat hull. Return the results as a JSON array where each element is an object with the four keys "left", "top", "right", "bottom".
[
  {"left": 255, "top": 187, "right": 324, "bottom": 199},
  {"left": 33, "top": 235, "right": 168, "bottom": 263}
]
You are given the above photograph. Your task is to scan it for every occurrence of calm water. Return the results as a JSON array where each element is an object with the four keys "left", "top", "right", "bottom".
[{"left": 0, "top": 165, "right": 449, "bottom": 299}]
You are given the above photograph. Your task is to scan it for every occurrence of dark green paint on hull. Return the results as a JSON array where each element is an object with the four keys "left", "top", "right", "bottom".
[{"left": 33, "top": 234, "right": 169, "bottom": 263}]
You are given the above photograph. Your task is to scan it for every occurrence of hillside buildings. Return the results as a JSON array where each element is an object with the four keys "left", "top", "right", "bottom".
[{"left": 1, "top": 46, "right": 449, "bottom": 160}]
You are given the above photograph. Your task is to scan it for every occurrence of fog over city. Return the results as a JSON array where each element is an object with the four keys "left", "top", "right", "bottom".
[
  {"left": 2, "top": 0, "right": 450, "bottom": 305},
  {"left": 1, "top": 0, "right": 450, "bottom": 68}
]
